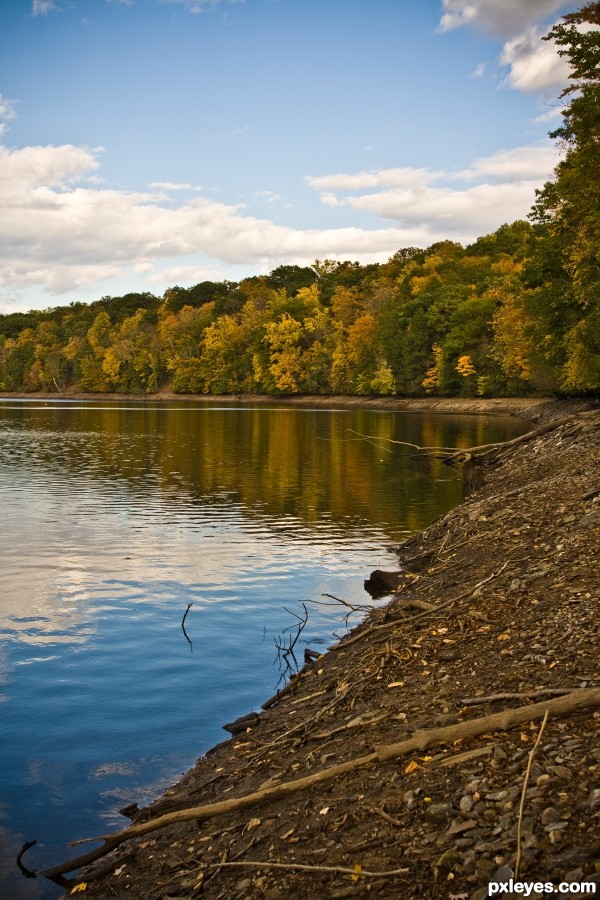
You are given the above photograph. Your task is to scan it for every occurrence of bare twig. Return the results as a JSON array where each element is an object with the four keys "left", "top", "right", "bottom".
[
  {"left": 515, "top": 710, "right": 549, "bottom": 880},
  {"left": 181, "top": 602, "right": 193, "bottom": 652},
  {"left": 202, "top": 859, "right": 409, "bottom": 878}
]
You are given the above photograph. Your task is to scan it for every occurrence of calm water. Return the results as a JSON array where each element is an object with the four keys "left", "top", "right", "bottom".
[{"left": 0, "top": 400, "right": 524, "bottom": 897}]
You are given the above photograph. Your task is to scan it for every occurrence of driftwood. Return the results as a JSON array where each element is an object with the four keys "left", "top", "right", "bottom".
[
  {"left": 348, "top": 413, "right": 597, "bottom": 496},
  {"left": 40, "top": 686, "right": 600, "bottom": 883},
  {"left": 459, "top": 688, "right": 573, "bottom": 706}
]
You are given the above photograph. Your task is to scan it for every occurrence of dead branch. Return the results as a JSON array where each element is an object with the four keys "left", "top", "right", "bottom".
[
  {"left": 515, "top": 710, "right": 549, "bottom": 880},
  {"left": 328, "top": 561, "right": 507, "bottom": 651},
  {"left": 459, "top": 688, "right": 573, "bottom": 706},
  {"left": 202, "top": 859, "right": 410, "bottom": 878},
  {"left": 181, "top": 602, "right": 193, "bottom": 652},
  {"left": 40, "top": 687, "right": 600, "bottom": 882}
]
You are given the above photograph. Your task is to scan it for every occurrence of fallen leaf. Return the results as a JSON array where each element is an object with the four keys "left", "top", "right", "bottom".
[
  {"left": 319, "top": 806, "right": 330, "bottom": 815},
  {"left": 387, "top": 681, "right": 405, "bottom": 689},
  {"left": 405, "top": 760, "right": 419, "bottom": 774},
  {"left": 114, "top": 865, "right": 126, "bottom": 876},
  {"left": 71, "top": 886, "right": 87, "bottom": 895},
  {"left": 247, "top": 817, "right": 261, "bottom": 830},
  {"left": 350, "top": 864, "right": 364, "bottom": 882},
  {"left": 497, "top": 633, "right": 511, "bottom": 641}
]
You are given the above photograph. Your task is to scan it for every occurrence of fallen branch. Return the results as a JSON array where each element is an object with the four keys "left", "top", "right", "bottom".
[
  {"left": 202, "top": 859, "right": 410, "bottom": 878},
  {"left": 329, "top": 562, "right": 508, "bottom": 652},
  {"left": 459, "top": 688, "right": 573, "bottom": 706},
  {"left": 515, "top": 710, "right": 549, "bottom": 880},
  {"left": 40, "top": 687, "right": 600, "bottom": 882}
]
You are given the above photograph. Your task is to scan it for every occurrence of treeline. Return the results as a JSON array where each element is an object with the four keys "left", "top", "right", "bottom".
[
  {"left": 1, "top": 5, "right": 598, "bottom": 398},
  {"left": 0, "top": 219, "right": 594, "bottom": 397}
]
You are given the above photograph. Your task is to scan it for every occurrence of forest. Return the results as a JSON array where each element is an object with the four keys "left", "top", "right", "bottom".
[{"left": 1, "top": 5, "right": 598, "bottom": 399}]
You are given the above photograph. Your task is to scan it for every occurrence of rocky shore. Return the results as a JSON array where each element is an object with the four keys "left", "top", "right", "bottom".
[{"left": 39, "top": 400, "right": 599, "bottom": 899}]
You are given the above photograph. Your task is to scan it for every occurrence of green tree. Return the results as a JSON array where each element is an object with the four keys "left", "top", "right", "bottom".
[{"left": 529, "top": 2, "right": 600, "bottom": 390}]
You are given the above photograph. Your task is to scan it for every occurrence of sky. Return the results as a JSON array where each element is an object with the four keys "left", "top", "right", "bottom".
[{"left": 0, "top": 0, "right": 577, "bottom": 314}]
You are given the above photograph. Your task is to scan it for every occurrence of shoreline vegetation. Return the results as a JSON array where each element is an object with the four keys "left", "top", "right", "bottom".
[{"left": 28, "top": 398, "right": 599, "bottom": 899}]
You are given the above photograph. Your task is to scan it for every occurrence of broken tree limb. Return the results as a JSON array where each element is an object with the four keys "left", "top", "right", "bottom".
[
  {"left": 459, "top": 688, "right": 573, "bottom": 706},
  {"left": 40, "top": 686, "right": 600, "bottom": 882}
]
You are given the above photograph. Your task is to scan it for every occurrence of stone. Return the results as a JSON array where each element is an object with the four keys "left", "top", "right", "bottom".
[
  {"left": 460, "top": 795, "right": 475, "bottom": 815},
  {"left": 425, "top": 802, "right": 453, "bottom": 823},
  {"left": 541, "top": 806, "right": 560, "bottom": 825},
  {"left": 546, "top": 764, "right": 573, "bottom": 779},
  {"left": 435, "top": 848, "right": 461, "bottom": 869}
]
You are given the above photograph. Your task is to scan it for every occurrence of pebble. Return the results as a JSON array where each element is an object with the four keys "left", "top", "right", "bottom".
[
  {"left": 546, "top": 764, "right": 573, "bottom": 779},
  {"left": 541, "top": 806, "right": 560, "bottom": 825},
  {"left": 425, "top": 802, "right": 453, "bottom": 823},
  {"left": 459, "top": 795, "right": 474, "bottom": 815}
]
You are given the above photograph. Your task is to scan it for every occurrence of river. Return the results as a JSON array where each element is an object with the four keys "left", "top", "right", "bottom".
[{"left": 0, "top": 399, "right": 524, "bottom": 897}]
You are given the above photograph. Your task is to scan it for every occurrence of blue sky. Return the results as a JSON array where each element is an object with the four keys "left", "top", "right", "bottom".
[{"left": 0, "top": 0, "right": 574, "bottom": 313}]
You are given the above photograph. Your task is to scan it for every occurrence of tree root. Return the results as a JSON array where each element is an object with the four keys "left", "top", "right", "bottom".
[{"left": 40, "top": 686, "right": 600, "bottom": 883}]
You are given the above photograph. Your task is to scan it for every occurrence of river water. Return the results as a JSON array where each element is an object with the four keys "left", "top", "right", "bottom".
[{"left": 0, "top": 399, "right": 524, "bottom": 897}]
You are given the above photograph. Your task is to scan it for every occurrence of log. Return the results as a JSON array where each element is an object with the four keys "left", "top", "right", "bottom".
[{"left": 40, "top": 686, "right": 600, "bottom": 882}]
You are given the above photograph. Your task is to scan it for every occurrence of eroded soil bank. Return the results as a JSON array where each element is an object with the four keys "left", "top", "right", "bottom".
[{"left": 39, "top": 400, "right": 599, "bottom": 900}]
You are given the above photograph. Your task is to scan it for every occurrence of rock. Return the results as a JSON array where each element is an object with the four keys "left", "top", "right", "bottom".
[
  {"left": 460, "top": 795, "right": 474, "bottom": 815},
  {"left": 425, "top": 802, "right": 453, "bottom": 823},
  {"left": 587, "top": 788, "right": 600, "bottom": 810},
  {"left": 364, "top": 570, "right": 403, "bottom": 597},
  {"left": 541, "top": 806, "right": 561, "bottom": 825},
  {"left": 435, "top": 848, "right": 461, "bottom": 870},
  {"left": 546, "top": 764, "right": 573, "bottom": 779}
]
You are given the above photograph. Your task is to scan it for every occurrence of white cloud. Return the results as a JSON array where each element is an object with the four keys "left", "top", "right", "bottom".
[
  {"left": 0, "top": 140, "right": 561, "bottom": 304},
  {"left": 438, "top": 0, "right": 567, "bottom": 38},
  {"left": 165, "top": 0, "right": 245, "bottom": 13},
  {"left": 306, "top": 145, "right": 560, "bottom": 237},
  {"left": 500, "top": 28, "right": 571, "bottom": 94},
  {"left": 0, "top": 95, "right": 18, "bottom": 125},
  {"left": 147, "top": 264, "right": 226, "bottom": 285},
  {"left": 454, "top": 145, "right": 561, "bottom": 180},
  {"left": 32, "top": 0, "right": 57, "bottom": 15},
  {"left": 306, "top": 167, "right": 438, "bottom": 192},
  {"left": 150, "top": 181, "right": 203, "bottom": 192}
]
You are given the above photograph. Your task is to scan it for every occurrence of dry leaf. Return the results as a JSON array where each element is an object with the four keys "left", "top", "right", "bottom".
[
  {"left": 71, "top": 886, "right": 87, "bottom": 895},
  {"left": 497, "top": 633, "right": 511, "bottom": 641},
  {"left": 247, "top": 817, "right": 261, "bottom": 830},
  {"left": 387, "top": 681, "right": 405, "bottom": 689},
  {"left": 319, "top": 806, "right": 330, "bottom": 815},
  {"left": 350, "top": 864, "right": 364, "bottom": 882},
  {"left": 404, "top": 760, "right": 419, "bottom": 774}
]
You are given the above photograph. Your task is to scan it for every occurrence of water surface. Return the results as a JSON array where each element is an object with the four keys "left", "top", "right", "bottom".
[{"left": 0, "top": 400, "right": 524, "bottom": 897}]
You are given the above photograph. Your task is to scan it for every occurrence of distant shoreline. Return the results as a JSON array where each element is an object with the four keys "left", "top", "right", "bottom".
[{"left": 0, "top": 390, "right": 552, "bottom": 419}]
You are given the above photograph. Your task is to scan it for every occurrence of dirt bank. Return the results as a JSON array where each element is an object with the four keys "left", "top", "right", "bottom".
[
  {"left": 0, "top": 390, "right": 554, "bottom": 420},
  {"left": 38, "top": 401, "right": 599, "bottom": 899}
]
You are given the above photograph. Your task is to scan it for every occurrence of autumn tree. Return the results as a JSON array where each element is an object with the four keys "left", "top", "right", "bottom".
[{"left": 529, "top": 2, "right": 600, "bottom": 391}]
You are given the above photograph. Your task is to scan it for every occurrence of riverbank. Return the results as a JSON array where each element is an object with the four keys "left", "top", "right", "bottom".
[
  {"left": 42, "top": 401, "right": 599, "bottom": 899},
  {"left": 0, "top": 390, "right": 553, "bottom": 420}
]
